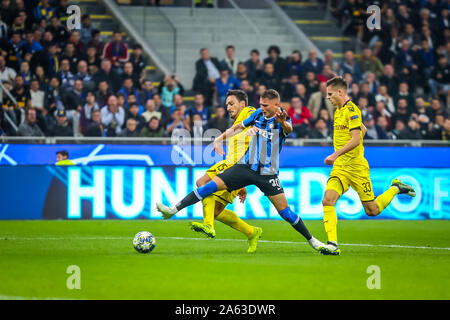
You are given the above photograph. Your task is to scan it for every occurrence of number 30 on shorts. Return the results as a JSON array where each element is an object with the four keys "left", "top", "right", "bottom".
[
  {"left": 362, "top": 182, "right": 372, "bottom": 193},
  {"left": 269, "top": 178, "right": 282, "bottom": 190}
]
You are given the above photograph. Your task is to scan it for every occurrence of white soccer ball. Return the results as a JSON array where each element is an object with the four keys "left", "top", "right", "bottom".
[{"left": 133, "top": 231, "right": 156, "bottom": 253}]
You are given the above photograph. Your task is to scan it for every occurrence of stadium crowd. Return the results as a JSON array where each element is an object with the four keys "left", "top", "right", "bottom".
[{"left": 0, "top": 0, "right": 449, "bottom": 140}]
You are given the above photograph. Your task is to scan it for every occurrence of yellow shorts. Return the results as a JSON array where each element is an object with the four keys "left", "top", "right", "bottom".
[
  {"left": 205, "top": 160, "right": 240, "bottom": 205},
  {"left": 326, "top": 165, "right": 375, "bottom": 202}
]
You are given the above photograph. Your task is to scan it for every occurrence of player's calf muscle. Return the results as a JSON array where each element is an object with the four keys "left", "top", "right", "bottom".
[{"left": 362, "top": 201, "right": 379, "bottom": 216}]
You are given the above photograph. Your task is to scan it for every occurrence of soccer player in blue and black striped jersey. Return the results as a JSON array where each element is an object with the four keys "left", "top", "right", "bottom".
[{"left": 157, "top": 89, "right": 329, "bottom": 253}]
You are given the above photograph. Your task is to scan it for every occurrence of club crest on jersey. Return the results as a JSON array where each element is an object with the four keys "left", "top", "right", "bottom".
[{"left": 269, "top": 123, "right": 274, "bottom": 129}]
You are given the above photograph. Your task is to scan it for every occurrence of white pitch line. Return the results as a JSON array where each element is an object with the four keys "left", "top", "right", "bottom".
[
  {"left": 0, "top": 294, "right": 77, "bottom": 300},
  {"left": 2, "top": 236, "right": 450, "bottom": 251}
]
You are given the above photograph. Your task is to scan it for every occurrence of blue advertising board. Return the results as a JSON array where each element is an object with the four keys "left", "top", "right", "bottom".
[{"left": 0, "top": 165, "right": 448, "bottom": 220}]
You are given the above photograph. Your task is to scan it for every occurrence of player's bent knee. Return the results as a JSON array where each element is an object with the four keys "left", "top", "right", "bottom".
[{"left": 322, "top": 197, "right": 336, "bottom": 207}]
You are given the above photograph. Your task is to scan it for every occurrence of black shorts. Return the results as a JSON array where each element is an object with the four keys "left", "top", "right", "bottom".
[{"left": 217, "top": 164, "right": 284, "bottom": 196}]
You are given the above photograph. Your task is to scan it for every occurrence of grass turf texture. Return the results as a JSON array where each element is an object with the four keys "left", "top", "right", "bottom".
[{"left": 0, "top": 220, "right": 449, "bottom": 300}]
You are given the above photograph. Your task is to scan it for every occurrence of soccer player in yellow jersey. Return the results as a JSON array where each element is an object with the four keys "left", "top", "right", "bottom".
[
  {"left": 321, "top": 77, "right": 416, "bottom": 255},
  {"left": 188, "top": 90, "right": 263, "bottom": 253}
]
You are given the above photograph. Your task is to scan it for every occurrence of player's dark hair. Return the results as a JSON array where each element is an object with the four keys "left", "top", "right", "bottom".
[
  {"left": 226, "top": 89, "right": 248, "bottom": 106},
  {"left": 326, "top": 76, "right": 348, "bottom": 90},
  {"left": 56, "top": 150, "right": 69, "bottom": 158},
  {"left": 261, "top": 89, "right": 280, "bottom": 101}
]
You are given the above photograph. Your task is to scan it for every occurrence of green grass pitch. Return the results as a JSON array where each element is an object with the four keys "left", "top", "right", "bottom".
[{"left": 0, "top": 220, "right": 449, "bottom": 300}]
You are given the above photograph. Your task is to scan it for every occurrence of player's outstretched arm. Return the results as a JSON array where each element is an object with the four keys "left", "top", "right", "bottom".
[
  {"left": 213, "top": 122, "right": 245, "bottom": 155},
  {"left": 276, "top": 109, "right": 292, "bottom": 135},
  {"left": 324, "top": 128, "right": 361, "bottom": 165}
]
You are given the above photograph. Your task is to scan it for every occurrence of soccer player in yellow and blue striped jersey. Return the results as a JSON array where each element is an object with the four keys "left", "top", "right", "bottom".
[
  {"left": 189, "top": 90, "right": 263, "bottom": 253},
  {"left": 321, "top": 77, "right": 416, "bottom": 255}
]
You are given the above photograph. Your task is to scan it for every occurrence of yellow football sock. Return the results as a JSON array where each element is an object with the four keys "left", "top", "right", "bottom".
[
  {"left": 202, "top": 196, "right": 216, "bottom": 229},
  {"left": 323, "top": 206, "right": 338, "bottom": 243},
  {"left": 216, "top": 209, "right": 255, "bottom": 238},
  {"left": 375, "top": 186, "right": 398, "bottom": 213}
]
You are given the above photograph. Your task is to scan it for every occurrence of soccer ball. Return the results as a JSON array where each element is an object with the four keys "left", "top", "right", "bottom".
[{"left": 133, "top": 231, "right": 156, "bottom": 253}]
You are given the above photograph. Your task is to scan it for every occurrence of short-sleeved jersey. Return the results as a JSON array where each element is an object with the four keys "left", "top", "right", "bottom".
[
  {"left": 333, "top": 100, "right": 366, "bottom": 167},
  {"left": 224, "top": 106, "right": 256, "bottom": 166},
  {"left": 241, "top": 108, "right": 291, "bottom": 175}
]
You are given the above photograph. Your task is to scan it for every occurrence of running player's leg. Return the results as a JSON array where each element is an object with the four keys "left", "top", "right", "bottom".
[
  {"left": 320, "top": 174, "right": 349, "bottom": 255},
  {"left": 156, "top": 175, "right": 227, "bottom": 218},
  {"left": 267, "top": 192, "right": 326, "bottom": 252},
  {"left": 361, "top": 178, "right": 416, "bottom": 217}
]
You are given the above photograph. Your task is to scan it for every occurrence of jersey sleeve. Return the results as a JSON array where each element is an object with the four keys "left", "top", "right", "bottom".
[
  {"left": 242, "top": 108, "right": 260, "bottom": 127},
  {"left": 347, "top": 105, "right": 362, "bottom": 131}
]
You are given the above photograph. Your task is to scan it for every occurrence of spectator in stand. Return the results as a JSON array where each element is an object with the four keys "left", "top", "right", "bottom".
[
  {"left": 365, "top": 72, "right": 379, "bottom": 95},
  {"left": 394, "top": 82, "right": 415, "bottom": 114},
  {"left": 208, "top": 105, "right": 229, "bottom": 133},
  {"left": 401, "top": 23, "right": 421, "bottom": 48},
  {"left": 95, "top": 80, "right": 112, "bottom": 108},
  {"left": 61, "top": 42, "right": 80, "bottom": 74},
  {"left": 161, "top": 75, "right": 181, "bottom": 109},
  {"left": 79, "top": 91, "right": 99, "bottom": 135},
  {"left": 140, "top": 79, "right": 154, "bottom": 106},
  {"left": 428, "top": 56, "right": 450, "bottom": 96},
  {"left": 221, "top": 45, "right": 237, "bottom": 76},
  {"left": 142, "top": 99, "right": 161, "bottom": 123},
  {"left": 349, "top": 82, "right": 359, "bottom": 101},
  {"left": 294, "top": 83, "right": 309, "bottom": 107},
  {"left": 374, "top": 100, "right": 392, "bottom": 129},
  {"left": 302, "top": 49, "right": 324, "bottom": 76},
  {"left": 236, "top": 62, "right": 254, "bottom": 84},
  {"left": 48, "top": 109, "right": 73, "bottom": 137},
  {"left": 240, "top": 80, "right": 256, "bottom": 107},
  {"left": 118, "top": 77, "right": 140, "bottom": 108},
  {"left": 57, "top": 58, "right": 75, "bottom": 90},
  {"left": 363, "top": 113, "right": 389, "bottom": 140},
  {"left": 129, "top": 44, "right": 147, "bottom": 82},
  {"left": 85, "top": 45, "right": 100, "bottom": 71},
  {"left": 44, "top": 76, "right": 65, "bottom": 124},
  {"left": 34, "top": 0, "right": 55, "bottom": 22},
  {"left": 308, "top": 82, "right": 334, "bottom": 120},
  {"left": 69, "top": 30, "right": 84, "bottom": 57},
  {"left": 260, "top": 62, "right": 280, "bottom": 92},
  {"left": 287, "top": 96, "right": 312, "bottom": 138},
  {"left": 102, "top": 31, "right": 129, "bottom": 74},
  {"left": 19, "top": 60, "right": 31, "bottom": 87},
  {"left": 93, "top": 59, "right": 121, "bottom": 93},
  {"left": 375, "top": 84, "right": 395, "bottom": 114},
  {"left": 185, "top": 93, "right": 209, "bottom": 130},
  {"left": 171, "top": 94, "right": 185, "bottom": 114},
  {"left": 394, "top": 39, "right": 421, "bottom": 90},
  {"left": 427, "top": 98, "right": 446, "bottom": 123},
  {"left": 119, "top": 118, "right": 139, "bottom": 137},
  {"left": 100, "top": 95, "right": 125, "bottom": 137},
  {"left": 121, "top": 61, "right": 140, "bottom": 88},
  {"left": 17, "top": 107, "right": 44, "bottom": 137},
  {"left": 399, "top": 116, "right": 422, "bottom": 139},
  {"left": 80, "top": 14, "right": 93, "bottom": 44},
  {"left": 11, "top": 75, "right": 29, "bottom": 110},
  {"left": 287, "top": 50, "right": 302, "bottom": 78},
  {"left": 281, "top": 73, "right": 300, "bottom": 102},
  {"left": 442, "top": 118, "right": 450, "bottom": 141},
  {"left": 255, "top": 84, "right": 267, "bottom": 107},
  {"left": 323, "top": 49, "right": 340, "bottom": 74},
  {"left": 318, "top": 64, "right": 336, "bottom": 83},
  {"left": 391, "top": 98, "right": 410, "bottom": 127},
  {"left": 264, "top": 45, "right": 289, "bottom": 82},
  {"left": 307, "top": 117, "right": 331, "bottom": 139},
  {"left": 376, "top": 116, "right": 391, "bottom": 139},
  {"left": 190, "top": 113, "right": 207, "bottom": 137},
  {"left": 140, "top": 116, "right": 166, "bottom": 138},
  {"left": 29, "top": 79, "right": 45, "bottom": 111},
  {"left": 378, "top": 64, "right": 400, "bottom": 97},
  {"left": 359, "top": 82, "right": 377, "bottom": 110},
  {"left": 87, "top": 29, "right": 105, "bottom": 57},
  {"left": 0, "top": 55, "right": 17, "bottom": 84},
  {"left": 216, "top": 67, "right": 240, "bottom": 106},
  {"left": 127, "top": 93, "right": 144, "bottom": 115},
  {"left": 33, "top": 65, "right": 48, "bottom": 92},
  {"left": 76, "top": 60, "right": 95, "bottom": 91},
  {"left": 166, "top": 108, "right": 188, "bottom": 137},
  {"left": 340, "top": 50, "right": 362, "bottom": 83},
  {"left": 390, "top": 119, "right": 406, "bottom": 140},
  {"left": 419, "top": 39, "right": 435, "bottom": 78},
  {"left": 84, "top": 109, "right": 104, "bottom": 137},
  {"left": 359, "top": 48, "right": 384, "bottom": 78},
  {"left": 193, "top": 48, "right": 221, "bottom": 107},
  {"left": 303, "top": 71, "right": 319, "bottom": 96},
  {"left": 46, "top": 16, "right": 69, "bottom": 47},
  {"left": 245, "top": 49, "right": 264, "bottom": 82}
]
